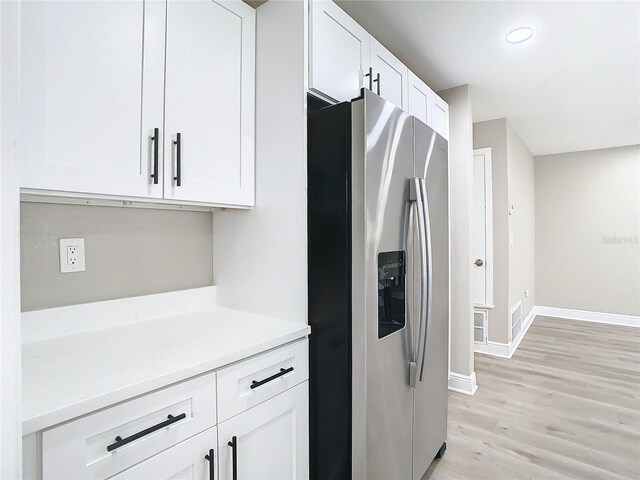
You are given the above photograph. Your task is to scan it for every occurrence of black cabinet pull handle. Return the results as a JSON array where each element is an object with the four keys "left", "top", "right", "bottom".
[
  {"left": 228, "top": 436, "right": 238, "bottom": 480},
  {"left": 205, "top": 448, "right": 215, "bottom": 480},
  {"left": 364, "top": 66, "right": 373, "bottom": 90},
  {"left": 373, "top": 72, "right": 380, "bottom": 95},
  {"left": 173, "top": 132, "right": 182, "bottom": 187},
  {"left": 106, "top": 413, "right": 186, "bottom": 452},
  {"left": 150, "top": 128, "right": 159, "bottom": 185},
  {"left": 250, "top": 367, "right": 294, "bottom": 390}
]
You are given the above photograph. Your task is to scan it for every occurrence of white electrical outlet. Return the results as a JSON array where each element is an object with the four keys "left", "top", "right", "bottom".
[{"left": 59, "top": 238, "right": 85, "bottom": 273}]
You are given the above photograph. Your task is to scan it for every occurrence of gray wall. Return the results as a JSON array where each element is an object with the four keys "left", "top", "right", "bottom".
[
  {"left": 535, "top": 145, "right": 640, "bottom": 316},
  {"left": 506, "top": 122, "right": 536, "bottom": 325},
  {"left": 21, "top": 203, "right": 213, "bottom": 311},
  {"left": 211, "top": 0, "right": 308, "bottom": 324},
  {"left": 473, "top": 119, "right": 536, "bottom": 343},
  {"left": 473, "top": 119, "right": 510, "bottom": 343},
  {"left": 439, "top": 84, "right": 474, "bottom": 378}
]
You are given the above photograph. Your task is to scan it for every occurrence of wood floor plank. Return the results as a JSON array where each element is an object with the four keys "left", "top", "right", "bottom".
[{"left": 423, "top": 317, "right": 640, "bottom": 480}]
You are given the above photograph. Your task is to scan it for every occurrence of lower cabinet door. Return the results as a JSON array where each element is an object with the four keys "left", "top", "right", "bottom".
[
  {"left": 218, "top": 382, "right": 309, "bottom": 480},
  {"left": 111, "top": 427, "right": 218, "bottom": 480}
]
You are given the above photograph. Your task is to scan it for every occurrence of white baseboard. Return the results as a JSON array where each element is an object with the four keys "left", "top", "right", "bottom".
[
  {"left": 536, "top": 306, "right": 640, "bottom": 328},
  {"left": 448, "top": 371, "right": 478, "bottom": 396},
  {"left": 475, "top": 341, "right": 510, "bottom": 358},
  {"left": 475, "top": 306, "right": 537, "bottom": 359}
]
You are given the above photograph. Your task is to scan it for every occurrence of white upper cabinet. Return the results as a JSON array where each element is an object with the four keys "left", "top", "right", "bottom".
[
  {"left": 18, "top": 0, "right": 255, "bottom": 208},
  {"left": 309, "top": 0, "right": 370, "bottom": 103},
  {"left": 309, "top": 0, "right": 448, "bottom": 138},
  {"left": 429, "top": 90, "right": 450, "bottom": 140},
  {"left": 164, "top": 0, "right": 255, "bottom": 207},
  {"left": 408, "top": 70, "right": 431, "bottom": 126},
  {"left": 369, "top": 38, "right": 408, "bottom": 111},
  {"left": 19, "top": 0, "right": 165, "bottom": 199}
]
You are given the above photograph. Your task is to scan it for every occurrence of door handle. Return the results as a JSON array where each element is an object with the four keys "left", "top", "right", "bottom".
[
  {"left": 418, "top": 178, "right": 432, "bottom": 382},
  {"left": 150, "top": 128, "right": 159, "bottom": 185},
  {"left": 228, "top": 436, "right": 237, "bottom": 480},
  {"left": 173, "top": 132, "right": 182, "bottom": 187},
  {"left": 204, "top": 449, "right": 215, "bottom": 480},
  {"left": 475, "top": 259, "right": 484, "bottom": 267},
  {"left": 409, "top": 177, "right": 427, "bottom": 388}
]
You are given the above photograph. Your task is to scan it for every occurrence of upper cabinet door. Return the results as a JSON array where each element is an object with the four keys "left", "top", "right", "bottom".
[
  {"left": 19, "top": 1, "right": 165, "bottom": 198},
  {"left": 369, "top": 38, "right": 408, "bottom": 111},
  {"left": 407, "top": 71, "right": 431, "bottom": 126},
  {"left": 429, "top": 90, "right": 450, "bottom": 140},
  {"left": 309, "top": 0, "right": 370, "bottom": 103},
  {"left": 164, "top": 0, "right": 255, "bottom": 207}
]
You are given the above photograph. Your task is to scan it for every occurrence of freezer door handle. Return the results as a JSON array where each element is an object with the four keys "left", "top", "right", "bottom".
[
  {"left": 409, "top": 177, "right": 428, "bottom": 387},
  {"left": 418, "top": 177, "right": 433, "bottom": 382}
]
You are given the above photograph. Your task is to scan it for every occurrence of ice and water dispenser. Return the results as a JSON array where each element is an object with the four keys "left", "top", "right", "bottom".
[{"left": 377, "top": 251, "right": 406, "bottom": 339}]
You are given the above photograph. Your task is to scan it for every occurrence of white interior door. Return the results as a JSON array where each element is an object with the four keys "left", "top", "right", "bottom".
[
  {"left": 19, "top": 0, "right": 165, "bottom": 198},
  {"left": 218, "top": 382, "right": 308, "bottom": 480},
  {"left": 369, "top": 37, "right": 408, "bottom": 111},
  {"left": 472, "top": 148, "right": 493, "bottom": 307},
  {"left": 164, "top": 0, "right": 255, "bottom": 206}
]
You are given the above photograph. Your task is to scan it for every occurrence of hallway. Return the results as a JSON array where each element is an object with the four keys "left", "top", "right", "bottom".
[{"left": 425, "top": 316, "right": 640, "bottom": 479}]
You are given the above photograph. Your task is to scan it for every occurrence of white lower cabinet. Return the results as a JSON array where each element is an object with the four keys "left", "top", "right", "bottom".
[
  {"left": 30, "top": 340, "right": 309, "bottom": 480},
  {"left": 218, "top": 382, "right": 309, "bottom": 480},
  {"left": 111, "top": 427, "right": 218, "bottom": 480}
]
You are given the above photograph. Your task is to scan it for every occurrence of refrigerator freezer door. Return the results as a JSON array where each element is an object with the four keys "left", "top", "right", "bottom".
[
  {"left": 412, "top": 119, "right": 450, "bottom": 480},
  {"left": 352, "top": 89, "right": 416, "bottom": 480}
]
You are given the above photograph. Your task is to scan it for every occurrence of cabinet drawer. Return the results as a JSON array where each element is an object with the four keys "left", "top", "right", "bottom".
[
  {"left": 42, "top": 372, "right": 216, "bottom": 479},
  {"left": 111, "top": 427, "right": 218, "bottom": 480},
  {"left": 217, "top": 339, "right": 308, "bottom": 422}
]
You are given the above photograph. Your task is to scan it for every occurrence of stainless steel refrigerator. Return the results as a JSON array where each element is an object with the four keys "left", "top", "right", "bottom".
[{"left": 308, "top": 89, "right": 449, "bottom": 480}]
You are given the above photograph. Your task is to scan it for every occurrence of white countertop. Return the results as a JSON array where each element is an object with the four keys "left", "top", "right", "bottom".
[{"left": 22, "top": 306, "right": 310, "bottom": 435}]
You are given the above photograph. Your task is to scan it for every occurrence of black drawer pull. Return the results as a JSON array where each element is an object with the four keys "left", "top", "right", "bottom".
[
  {"left": 250, "top": 367, "right": 294, "bottom": 390},
  {"left": 205, "top": 448, "right": 215, "bottom": 480},
  {"left": 106, "top": 413, "right": 187, "bottom": 452}
]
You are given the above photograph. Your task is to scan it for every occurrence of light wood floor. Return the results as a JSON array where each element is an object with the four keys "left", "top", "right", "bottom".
[{"left": 424, "top": 316, "right": 640, "bottom": 480}]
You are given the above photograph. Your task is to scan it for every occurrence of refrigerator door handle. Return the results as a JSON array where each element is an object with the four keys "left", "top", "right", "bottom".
[
  {"left": 418, "top": 177, "right": 433, "bottom": 382},
  {"left": 409, "top": 177, "right": 428, "bottom": 387}
]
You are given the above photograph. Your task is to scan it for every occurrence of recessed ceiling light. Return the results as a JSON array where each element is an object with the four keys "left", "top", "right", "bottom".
[{"left": 506, "top": 27, "right": 533, "bottom": 44}]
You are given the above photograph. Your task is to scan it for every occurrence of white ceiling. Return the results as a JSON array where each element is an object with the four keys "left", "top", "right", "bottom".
[{"left": 337, "top": 0, "right": 640, "bottom": 156}]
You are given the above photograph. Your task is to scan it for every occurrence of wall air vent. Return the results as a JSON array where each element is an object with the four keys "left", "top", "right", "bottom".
[{"left": 473, "top": 309, "right": 487, "bottom": 345}]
